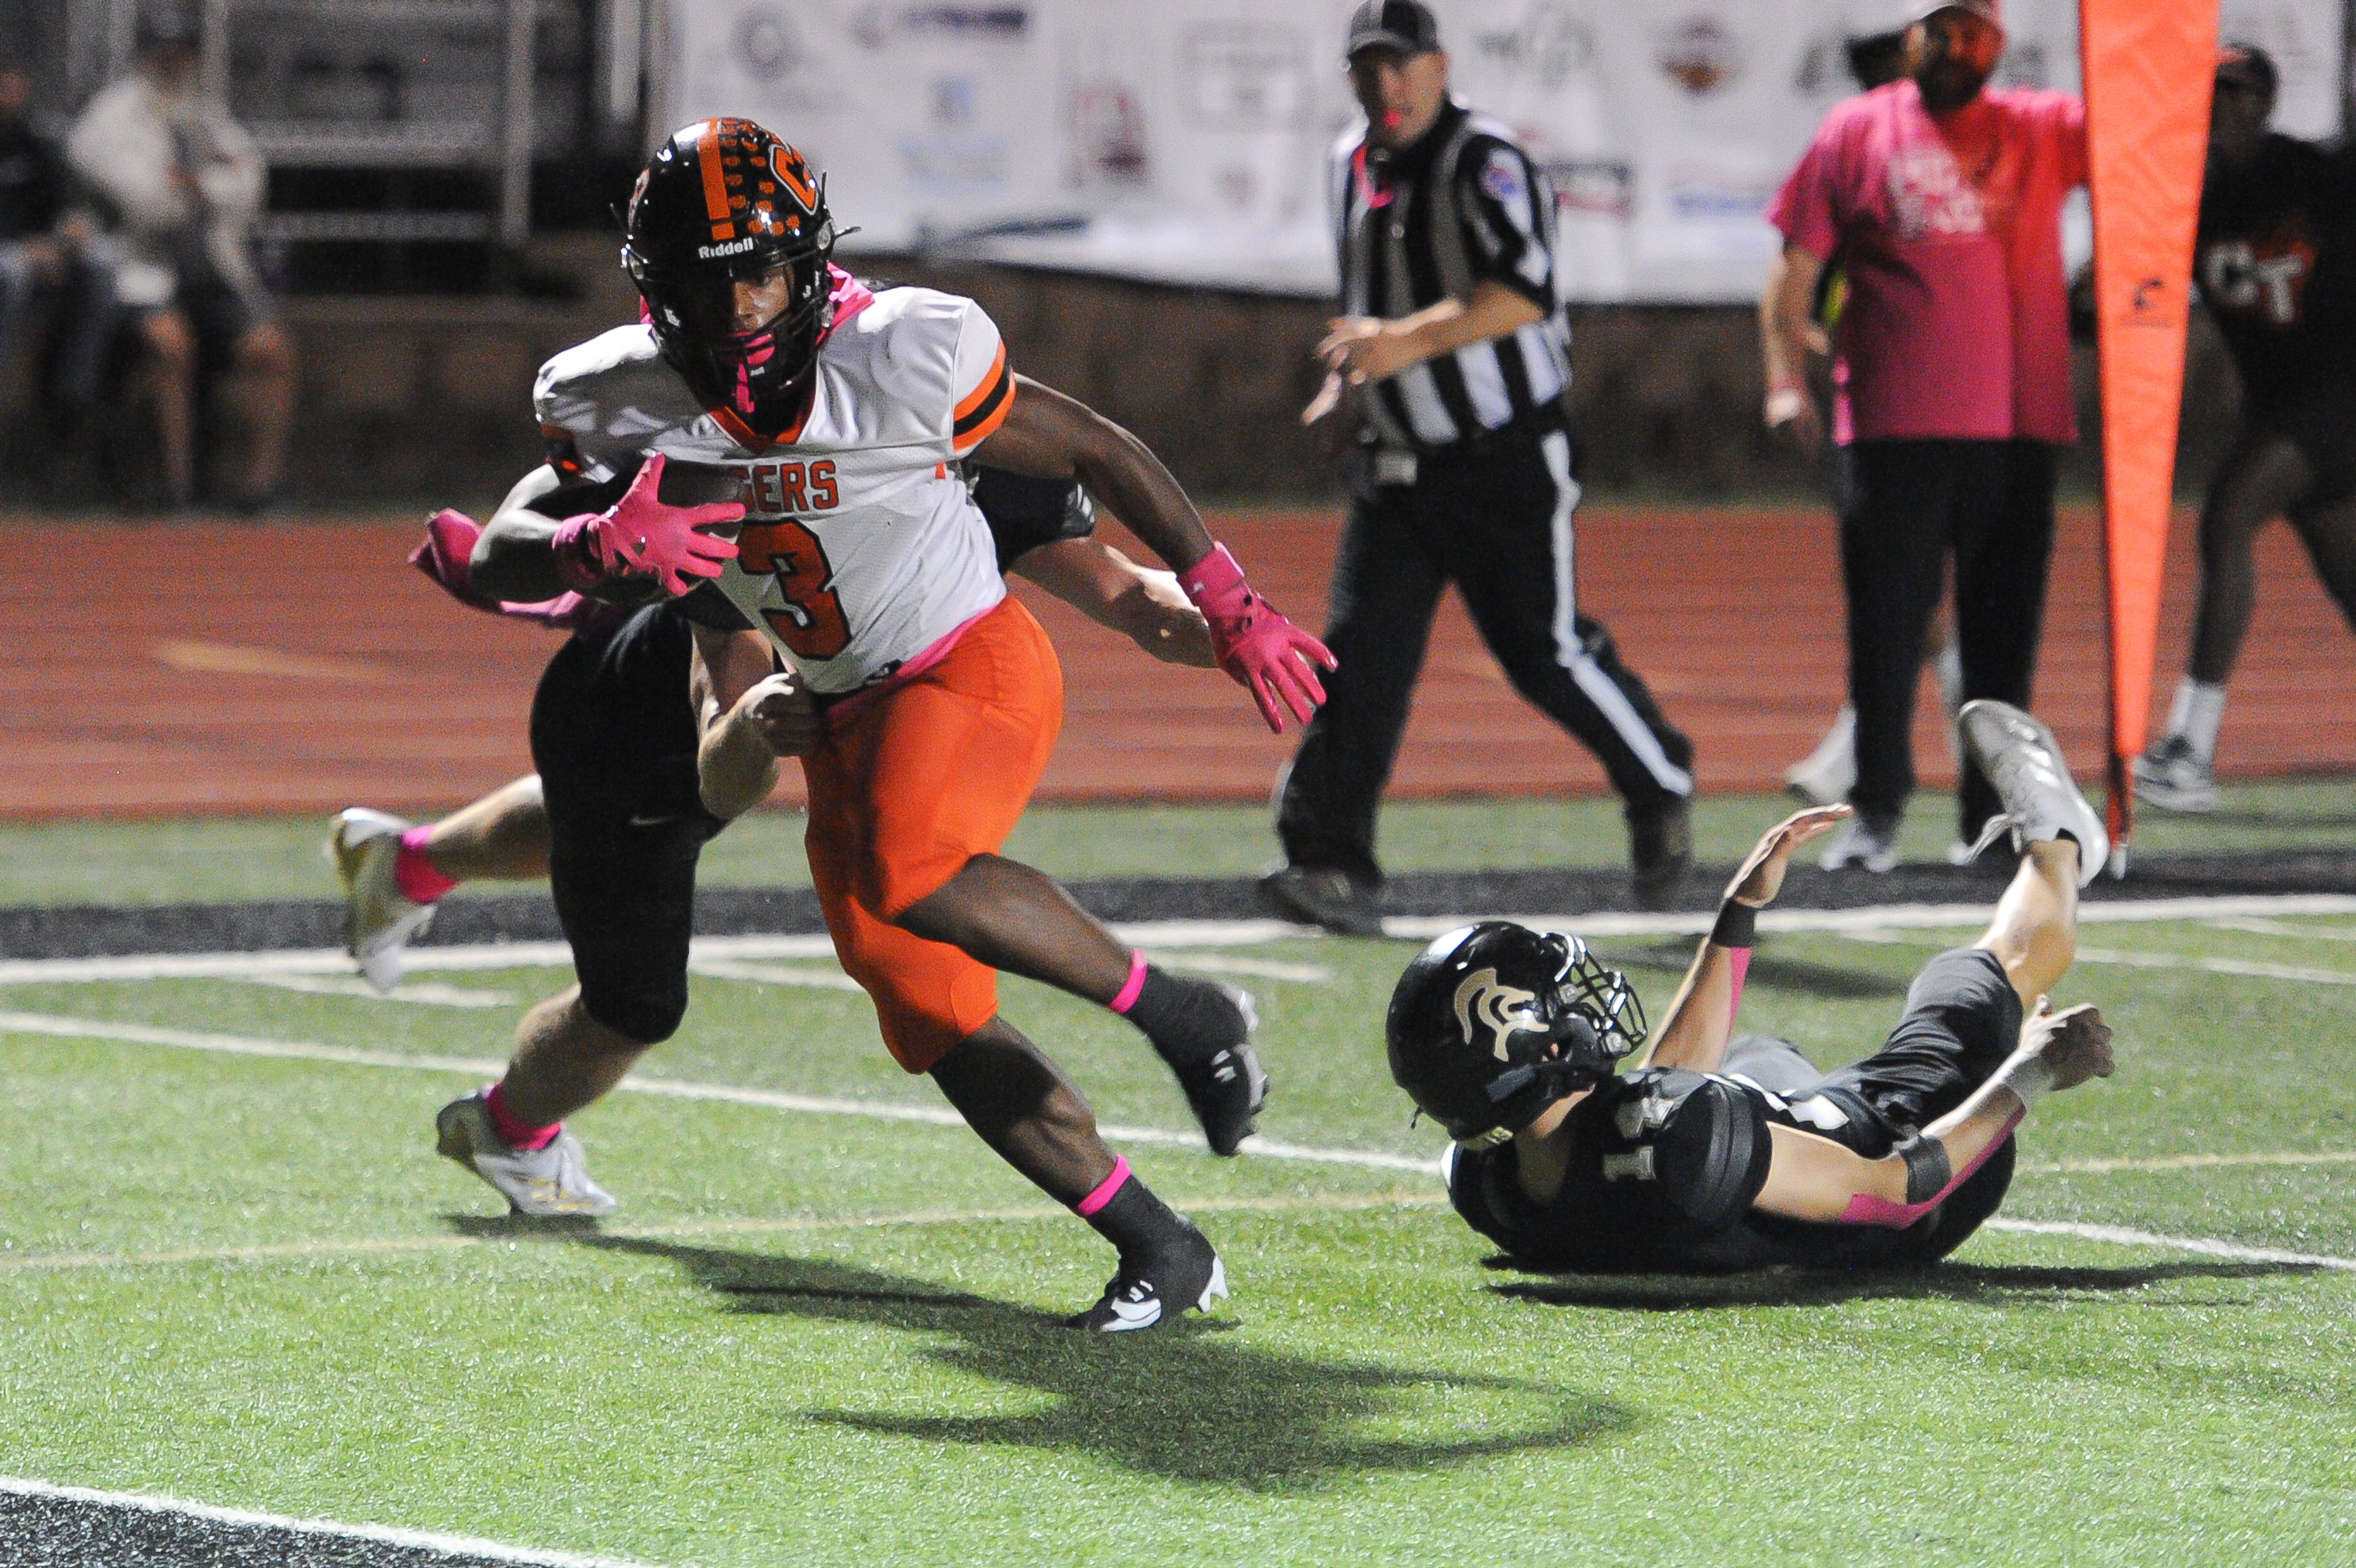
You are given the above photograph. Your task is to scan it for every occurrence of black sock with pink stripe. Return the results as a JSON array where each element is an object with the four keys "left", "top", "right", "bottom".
[
  {"left": 1109, "top": 953, "right": 1244, "bottom": 1069},
  {"left": 1072, "top": 1156, "right": 1190, "bottom": 1259}
]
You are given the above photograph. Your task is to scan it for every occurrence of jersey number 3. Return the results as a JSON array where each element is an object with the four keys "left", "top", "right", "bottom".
[{"left": 739, "top": 520, "right": 851, "bottom": 660}]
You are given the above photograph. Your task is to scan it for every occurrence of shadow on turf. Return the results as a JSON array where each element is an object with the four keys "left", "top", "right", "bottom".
[
  {"left": 1612, "top": 942, "right": 1914, "bottom": 1001},
  {"left": 1488, "top": 1257, "right": 2316, "bottom": 1311},
  {"left": 576, "top": 1234, "right": 1634, "bottom": 1488}
]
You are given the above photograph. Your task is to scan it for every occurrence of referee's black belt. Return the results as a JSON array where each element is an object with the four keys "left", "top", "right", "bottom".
[{"left": 1363, "top": 407, "right": 1569, "bottom": 482}]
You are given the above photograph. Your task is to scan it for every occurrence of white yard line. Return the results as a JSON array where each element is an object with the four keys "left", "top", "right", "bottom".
[
  {"left": 2019, "top": 1148, "right": 2356, "bottom": 1175},
  {"left": 0, "top": 1191, "right": 1442, "bottom": 1275},
  {"left": 1837, "top": 929, "right": 2356, "bottom": 986},
  {"left": 2204, "top": 917, "right": 2356, "bottom": 943},
  {"left": 684, "top": 959, "right": 867, "bottom": 991},
  {"left": 1384, "top": 893, "right": 2356, "bottom": 943},
  {"left": 0, "top": 1475, "right": 654, "bottom": 1567},
  {"left": 7, "top": 896, "right": 2355, "bottom": 989},
  {"left": 0, "top": 1009, "right": 1435, "bottom": 1172},
  {"left": 1981, "top": 1218, "right": 2356, "bottom": 1272},
  {"left": 235, "top": 974, "right": 516, "bottom": 1008},
  {"left": 2071, "top": 948, "right": 2356, "bottom": 986}
]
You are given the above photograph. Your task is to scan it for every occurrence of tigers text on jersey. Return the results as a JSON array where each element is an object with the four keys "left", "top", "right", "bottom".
[{"left": 533, "top": 286, "right": 1017, "bottom": 693}]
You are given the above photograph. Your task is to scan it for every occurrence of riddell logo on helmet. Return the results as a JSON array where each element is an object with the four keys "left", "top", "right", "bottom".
[{"left": 698, "top": 237, "right": 758, "bottom": 259}]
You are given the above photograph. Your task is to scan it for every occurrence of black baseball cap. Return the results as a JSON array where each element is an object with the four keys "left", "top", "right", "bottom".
[
  {"left": 2216, "top": 41, "right": 2279, "bottom": 98},
  {"left": 136, "top": 7, "right": 201, "bottom": 56},
  {"left": 1345, "top": 1, "right": 1442, "bottom": 61}
]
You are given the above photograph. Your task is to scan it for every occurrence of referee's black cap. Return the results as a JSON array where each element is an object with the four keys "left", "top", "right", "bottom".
[{"left": 1345, "top": 1, "right": 1442, "bottom": 61}]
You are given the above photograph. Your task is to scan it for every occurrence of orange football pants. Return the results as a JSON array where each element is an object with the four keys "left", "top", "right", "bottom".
[{"left": 802, "top": 595, "right": 1063, "bottom": 1072}]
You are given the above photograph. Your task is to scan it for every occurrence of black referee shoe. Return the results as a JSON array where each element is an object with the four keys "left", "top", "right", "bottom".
[
  {"left": 1628, "top": 798, "right": 1695, "bottom": 912},
  {"left": 1260, "top": 864, "right": 1385, "bottom": 936}
]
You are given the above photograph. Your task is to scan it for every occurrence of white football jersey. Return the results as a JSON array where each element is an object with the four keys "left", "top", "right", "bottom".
[{"left": 533, "top": 286, "right": 1016, "bottom": 694}]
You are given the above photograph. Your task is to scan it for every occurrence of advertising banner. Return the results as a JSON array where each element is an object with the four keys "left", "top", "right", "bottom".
[{"left": 653, "top": 0, "right": 2344, "bottom": 301}]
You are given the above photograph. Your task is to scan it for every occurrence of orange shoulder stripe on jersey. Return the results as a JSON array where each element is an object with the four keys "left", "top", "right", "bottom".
[
  {"left": 950, "top": 351, "right": 1013, "bottom": 452},
  {"left": 697, "top": 121, "right": 734, "bottom": 242},
  {"left": 953, "top": 343, "right": 1009, "bottom": 421},
  {"left": 951, "top": 372, "right": 1014, "bottom": 452}
]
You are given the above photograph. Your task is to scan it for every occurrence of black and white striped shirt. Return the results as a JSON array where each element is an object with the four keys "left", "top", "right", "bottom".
[{"left": 1331, "top": 98, "right": 1574, "bottom": 453}]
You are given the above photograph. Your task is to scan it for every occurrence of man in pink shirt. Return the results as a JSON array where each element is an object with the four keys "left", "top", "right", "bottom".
[{"left": 1761, "top": 0, "right": 2085, "bottom": 871}]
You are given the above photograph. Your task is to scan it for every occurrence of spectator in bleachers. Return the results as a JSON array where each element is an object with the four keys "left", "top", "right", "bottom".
[
  {"left": 0, "top": 60, "right": 121, "bottom": 446},
  {"left": 67, "top": 10, "right": 292, "bottom": 511},
  {"left": 0, "top": 60, "right": 69, "bottom": 372}
]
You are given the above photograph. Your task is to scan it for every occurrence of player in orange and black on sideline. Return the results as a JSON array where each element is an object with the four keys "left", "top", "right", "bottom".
[{"left": 2136, "top": 44, "right": 2356, "bottom": 812}]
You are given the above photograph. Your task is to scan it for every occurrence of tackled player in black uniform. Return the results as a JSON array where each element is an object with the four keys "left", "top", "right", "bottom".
[
  {"left": 2138, "top": 44, "right": 2356, "bottom": 812},
  {"left": 1391, "top": 701, "right": 2115, "bottom": 1274}
]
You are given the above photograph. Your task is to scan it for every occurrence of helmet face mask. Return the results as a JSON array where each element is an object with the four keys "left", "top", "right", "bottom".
[
  {"left": 1387, "top": 921, "right": 1648, "bottom": 1141},
  {"left": 623, "top": 121, "right": 840, "bottom": 429}
]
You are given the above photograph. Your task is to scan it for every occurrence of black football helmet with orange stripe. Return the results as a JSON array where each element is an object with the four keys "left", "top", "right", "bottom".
[{"left": 623, "top": 118, "right": 839, "bottom": 432}]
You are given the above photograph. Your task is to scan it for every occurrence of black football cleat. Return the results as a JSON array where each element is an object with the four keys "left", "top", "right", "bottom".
[
  {"left": 1149, "top": 979, "right": 1268, "bottom": 1156},
  {"left": 1177, "top": 1034, "right": 1270, "bottom": 1158},
  {"left": 1069, "top": 1225, "right": 1228, "bottom": 1332}
]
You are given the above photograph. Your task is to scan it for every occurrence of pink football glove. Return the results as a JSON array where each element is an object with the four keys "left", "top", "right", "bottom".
[
  {"left": 410, "top": 509, "right": 601, "bottom": 629},
  {"left": 550, "top": 452, "right": 744, "bottom": 598},
  {"left": 1180, "top": 543, "right": 1337, "bottom": 734}
]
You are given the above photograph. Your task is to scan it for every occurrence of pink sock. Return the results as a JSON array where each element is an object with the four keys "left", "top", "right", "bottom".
[
  {"left": 1107, "top": 951, "right": 1149, "bottom": 1015},
  {"left": 483, "top": 1082, "right": 560, "bottom": 1151},
  {"left": 395, "top": 827, "right": 460, "bottom": 905}
]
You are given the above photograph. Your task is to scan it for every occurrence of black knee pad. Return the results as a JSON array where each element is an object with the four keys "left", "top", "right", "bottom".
[{"left": 579, "top": 976, "right": 689, "bottom": 1047}]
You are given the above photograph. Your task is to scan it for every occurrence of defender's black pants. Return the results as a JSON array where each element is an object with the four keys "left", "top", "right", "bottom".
[
  {"left": 1277, "top": 426, "right": 1693, "bottom": 885},
  {"left": 531, "top": 603, "right": 726, "bottom": 1045},
  {"left": 1838, "top": 438, "right": 2058, "bottom": 840}
]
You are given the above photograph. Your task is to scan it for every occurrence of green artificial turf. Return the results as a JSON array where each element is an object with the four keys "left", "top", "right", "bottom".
[
  {"left": 4, "top": 910, "right": 2355, "bottom": 1562},
  {"left": 0, "top": 777, "right": 2348, "bottom": 906}
]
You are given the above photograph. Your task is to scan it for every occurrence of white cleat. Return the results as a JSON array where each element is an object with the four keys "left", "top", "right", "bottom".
[
  {"left": 1818, "top": 812, "right": 1900, "bottom": 874},
  {"left": 1956, "top": 701, "right": 2109, "bottom": 887},
  {"left": 2133, "top": 734, "right": 2220, "bottom": 814},
  {"left": 434, "top": 1091, "right": 617, "bottom": 1218},
  {"left": 1784, "top": 705, "right": 1857, "bottom": 807},
  {"left": 326, "top": 807, "right": 436, "bottom": 993}
]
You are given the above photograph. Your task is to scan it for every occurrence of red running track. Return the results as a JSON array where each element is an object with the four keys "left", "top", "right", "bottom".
[{"left": 0, "top": 505, "right": 2346, "bottom": 818}]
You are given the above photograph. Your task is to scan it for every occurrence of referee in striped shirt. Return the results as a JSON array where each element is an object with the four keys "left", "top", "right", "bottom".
[{"left": 1265, "top": 0, "right": 1696, "bottom": 932}]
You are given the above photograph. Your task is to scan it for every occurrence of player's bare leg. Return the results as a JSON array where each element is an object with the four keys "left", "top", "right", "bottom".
[
  {"left": 899, "top": 854, "right": 1269, "bottom": 1155},
  {"left": 496, "top": 988, "right": 652, "bottom": 1126},
  {"left": 223, "top": 320, "right": 296, "bottom": 507},
  {"left": 136, "top": 307, "right": 198, "bottom": 509},
  {"left": 418, "top": 775, "right": 552, "bottom": 882},
  {"left": 1974, "top": 839, "right": 2080, "bottom": 1005},
  {"left": 435, "top": 987, "right": 641, "bottom": 1217},
  {"left": 931, "top": 1018, "right": 1225, "bottom": 1330},
  {"left": 2142, "top": 431, "right": 2312, "bottom": 810},
  {"left": 897, "top": 854, "right": 1131, "bottom": 999}
]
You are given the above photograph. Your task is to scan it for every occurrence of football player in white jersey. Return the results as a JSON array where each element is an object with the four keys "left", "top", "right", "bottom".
[{"left": 466, "top": 120, "right": 1335, "bottom": 1331}]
